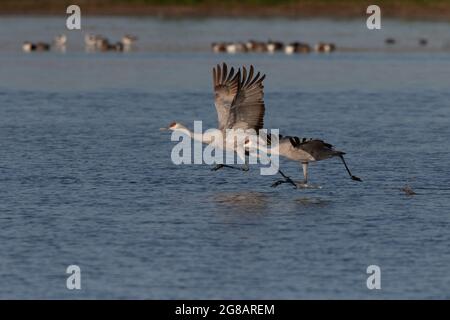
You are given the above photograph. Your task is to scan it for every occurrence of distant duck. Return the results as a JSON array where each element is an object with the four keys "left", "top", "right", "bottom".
[
  {"left": 284, "top": 42, "right": 311, "bottom": 54},
  {"left": 98, "top": 40, "right": 124, "bottom": 52},
  {"left": 113, "top": 42, "right": 124, "bottom": 52},
  {"left": 385, "top": 38, "right": 396, "bottom": 45},
  {"left": 22, "top": 42, "right": 36, "bottom": 52},
  {"left": 84, "top": 34, "right": 108, "bottom": 48},
  {"left": 315, "top": 42, "right": 336, "bottom": 53},
  {"left": 22, "top": 41, "right": 50, "bottom": 52},
  {"left": 245, "top": 40, "right": 267, "bottom": 53},
  {"left": 266, "top": 40, "right": 284, "bottom": 53},
  {"left": 418, "top": 38, "right": 428, "bottom": 46},
  {"left": 211, "top": 42, "right": 227, "bottom": 53},
  {"left": 122, "top": 35, "right": 138, "bottom": 47},
  {"left": 401, "top": 185, "right": 416, "bottom": 196},
  {"left": 54, "top": 34, "right": 67, "bottom": 46},
  {"left": 84, "top": 34, "right": 97, "bottom": 47},
  {"left": 98, "top": 39, "right": 111, "bottom": 52},
  {"left": 225, "top": 42, "right": 247, "bottom": 54},
  {"left": 284, "top": 43, "right": 295, "bottom": 54},
  {"left": 95, "top": 36, "right": 109, "bottom": 49},
  {"left": 36, "top": 42, "right": 51, "bottom": 51}
]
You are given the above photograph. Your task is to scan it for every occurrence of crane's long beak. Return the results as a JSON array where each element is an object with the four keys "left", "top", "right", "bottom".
[{"left": 159, "top": 127, "right": 168, "bottom": 131}]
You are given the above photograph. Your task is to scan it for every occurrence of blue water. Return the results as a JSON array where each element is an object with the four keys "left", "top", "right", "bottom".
[{"left": 0, "top": 17, "right": 450, "bottom": 299}]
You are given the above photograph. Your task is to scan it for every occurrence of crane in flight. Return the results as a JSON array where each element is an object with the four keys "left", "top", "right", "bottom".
[
  {"left": 163, "top": 63, "right": 362, "bottom": 188},
  {"left": 251, "top": 135, "right": 362, "bottom": 188},
  {"left": 163, "top": 63, "right": 270, "bottom": 172}
]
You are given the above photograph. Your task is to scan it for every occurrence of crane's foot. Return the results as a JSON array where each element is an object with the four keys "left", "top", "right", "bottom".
[
  {"left": 351, "top": 175, "right": 362, "bottom": 182},
  {"left": 211, "top": 164, "right": 249, "bottom": 172},
  {"left": 271, "top": 177, "right": 298, "bottom": 189},
  {"left": 296, "top": 180, "right": 308, "bottom": 188},
  {"left": 271, "top": 180, "right": 284, "bottom": 188},
  {"left": 297, "top": 182, "right": 322, "bottom": 189},
  {"left": 239, "top": 164, "right": 249, "bottom": 172}
]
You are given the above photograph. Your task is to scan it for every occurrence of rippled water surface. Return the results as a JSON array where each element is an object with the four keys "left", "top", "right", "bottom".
[{"left": 0, "top": 17, "right": 450, "bottom": 299}]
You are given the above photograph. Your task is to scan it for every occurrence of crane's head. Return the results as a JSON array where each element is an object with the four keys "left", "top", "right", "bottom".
[{"left": 160, "top": 121, "right": 185, "bottom": 131}]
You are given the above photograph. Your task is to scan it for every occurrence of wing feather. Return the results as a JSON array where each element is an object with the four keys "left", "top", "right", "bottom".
[
  {"left": 213, "top": 63, "right": 241, "bottom": 130},
  {"left": 213, "top": 63, "right": 266, "bottom": 132},
  {"left": 226, "top": 65, "right": 266, "bottom": 131}
]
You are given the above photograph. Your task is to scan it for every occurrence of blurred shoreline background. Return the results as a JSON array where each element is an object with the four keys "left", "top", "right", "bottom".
[{"left": 1, "top": 0, "right": 450, "bottom": 20}]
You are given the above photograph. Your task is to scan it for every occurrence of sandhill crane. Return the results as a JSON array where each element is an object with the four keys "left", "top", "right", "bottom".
[
  {"left": 248, "top": 135, "right": 361, "bottom": 188},
  {"left": 162, "top": 63, "right": 268, "bottom": 171},
  {"left": 163, "top": 63, "right": 361, "bottom": 188}
]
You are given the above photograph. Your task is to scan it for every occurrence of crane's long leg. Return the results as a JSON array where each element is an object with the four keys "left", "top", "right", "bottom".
[
  {"left": 271, "top": 169, "right": 297, "bottom": 189},
  {"left": 211, "top": 147, "right": 250, "bottom": 172},
  {"left": 211, "top": 155, "right": 249, "bottom": 172},
  {"left": 338, "top": 155, "right": 362, "bottom": 181},
  {"left": 302, "top": 162, "right": 308, "bottom": 185}
]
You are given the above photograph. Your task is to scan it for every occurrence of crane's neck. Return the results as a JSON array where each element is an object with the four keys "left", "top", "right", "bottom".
[{"left": 175, "top": 127, "right": 209, "bottom": 143}]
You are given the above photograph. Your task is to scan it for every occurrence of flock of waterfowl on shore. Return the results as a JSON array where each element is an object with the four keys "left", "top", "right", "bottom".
[
  {"left": 211, "top": 40, "right": 336, "bottom": 54},
  {"left": 385, "top": 37, "right": 429, "bottom": 46},
  {"left": 22, "top": 34, "right": 138, "bottom": 52},
  {"left": 23, "top": 34, "right": 67, "bottom": 52},
  {"left": 22, "top": 35, "right": 430, "bottom": 54},
  {"left": 84, "top": 34, "right": 138, "bottom": 52},
  {"left": 211, "top": 37, "right": 431, "bottom": 54}
]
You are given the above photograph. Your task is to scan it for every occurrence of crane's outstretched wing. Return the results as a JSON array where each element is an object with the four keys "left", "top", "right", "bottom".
[
  {"left": 213, "top": 63, "right": 266, "bottom": 131},
  {"left": 226, "top": 65, "right": 266, "bottom": 131},
  {"left": 213, "top": 63, "right": 241, "bottom": 130}
]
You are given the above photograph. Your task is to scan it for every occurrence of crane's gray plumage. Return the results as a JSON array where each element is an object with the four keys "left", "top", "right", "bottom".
[
  {"left": 278, "top": 135, "right": 343, "bottom": 162},
  {"left": 213, "top": 63, "right": 265, "bottom": 131},
  {"left": 269, "top": 134, "right": 361, "bottom": 188},
  {"left": 209, "top": 63, "right": 266, "bottom": 171},
  {"left": 213, "top": 63, "right": 240, "bottom": 130}
]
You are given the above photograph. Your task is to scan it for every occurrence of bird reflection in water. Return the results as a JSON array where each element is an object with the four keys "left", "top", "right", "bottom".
[
  {"left": 294, "top": 197, "right": 331, "bottom": 207},
  {"left": 213, "top": 192, "right": 331, "bottom": 214},
  {"left": 213, "top": 191, "right": 269, "bottom": 215}
]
